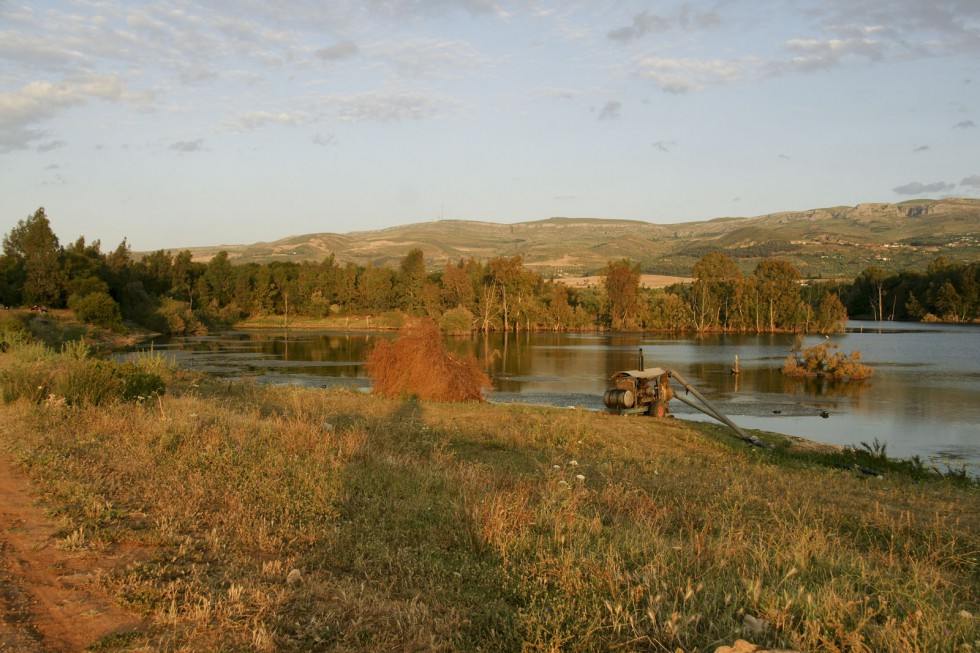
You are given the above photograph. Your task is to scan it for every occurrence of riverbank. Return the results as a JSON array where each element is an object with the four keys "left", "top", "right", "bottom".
[{"left": 0, "top": 338, "right": 976, "bottom": 650}]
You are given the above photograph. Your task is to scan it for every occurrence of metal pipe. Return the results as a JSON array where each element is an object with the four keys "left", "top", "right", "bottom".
[
  {"left": 672, "top": 391, "right": 727, "bottom": 423},
  {"left": 667, "top": 370, "right": 767, "bottom": 448}
]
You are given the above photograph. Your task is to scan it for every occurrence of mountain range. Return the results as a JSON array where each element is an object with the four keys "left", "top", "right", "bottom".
[{"left": 175, "top": 198, "right": 980, "bottom": 279}]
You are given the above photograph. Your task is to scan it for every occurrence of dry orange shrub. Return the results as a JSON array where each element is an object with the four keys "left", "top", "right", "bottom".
[
  {"left": 782, "top": 342, "right": 874, "bottom": 380},
  {"left": 366, "top": 319, "right": 492, "bottom": 401}
]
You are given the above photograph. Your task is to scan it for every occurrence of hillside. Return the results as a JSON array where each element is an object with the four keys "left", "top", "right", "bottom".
[{"left": 173, "top": 198, "right": 980, "bottom": 278}]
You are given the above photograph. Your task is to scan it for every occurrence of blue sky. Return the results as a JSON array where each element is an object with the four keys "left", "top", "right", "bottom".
[{"left": 1, "top": 0, "right": 978, "bottom": 251}]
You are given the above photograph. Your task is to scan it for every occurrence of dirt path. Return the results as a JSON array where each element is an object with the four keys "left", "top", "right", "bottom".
[{"left": 0, "top": 454, "right": 145, "bottom": 652}]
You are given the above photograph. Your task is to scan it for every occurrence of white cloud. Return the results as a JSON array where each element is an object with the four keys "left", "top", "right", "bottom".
[
  {"left": 329, "top": 91, "right": 461, "bottom": 122},
  {"left": 0, "top": 74, "right": 135, "bottom": 152},
  {"left": 634, "top": 56, "right": 757, "bottom": 93},
  {"left": 371, "top": 38, "right": 492, "bottom": 79},
  {"left": 953, "top": 120, "right": 975, "bottom": 129},
  {"left": 222, "top": 111, "right": 304, "bottom": 133}
]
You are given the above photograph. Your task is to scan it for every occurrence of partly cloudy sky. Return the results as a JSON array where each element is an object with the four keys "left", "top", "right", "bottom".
[{"left": 1, "top": 0, "right": 978, "bottom": 250}]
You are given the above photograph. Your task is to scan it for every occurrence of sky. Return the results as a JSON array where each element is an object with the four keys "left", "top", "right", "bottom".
[{"left": 1, "top": 0, "right": 978, "bottom": 251}]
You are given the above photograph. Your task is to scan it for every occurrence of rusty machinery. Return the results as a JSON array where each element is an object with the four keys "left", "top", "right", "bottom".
[{"left": 604, "top": 349, "right": 767, "bottom": 448}]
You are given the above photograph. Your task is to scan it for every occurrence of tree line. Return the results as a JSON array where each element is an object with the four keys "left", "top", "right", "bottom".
[
  {"left": 5, "top": 207, "right": 969, "bottom": 336},
  {"left": 842, "top": 257, "right": 980, "bottom": 323}
]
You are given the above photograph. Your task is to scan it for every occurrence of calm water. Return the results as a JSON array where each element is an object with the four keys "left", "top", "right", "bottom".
[{"left": 122, "top": 321, "right": 980, "bottom": 471}]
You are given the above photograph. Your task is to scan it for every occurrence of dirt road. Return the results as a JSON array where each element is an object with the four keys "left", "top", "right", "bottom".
[{"left": 0, "top": 454, "right": 144, "bottom": 652}]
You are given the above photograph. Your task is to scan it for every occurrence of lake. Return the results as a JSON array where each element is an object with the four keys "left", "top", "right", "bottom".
[{"left": 123, "top": 320, "right": 980, "bottom": 472}]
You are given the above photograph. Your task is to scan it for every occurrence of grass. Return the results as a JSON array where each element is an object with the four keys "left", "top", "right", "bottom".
[{"left": 0, "top": 337, "right": 977, "bottom": 651}]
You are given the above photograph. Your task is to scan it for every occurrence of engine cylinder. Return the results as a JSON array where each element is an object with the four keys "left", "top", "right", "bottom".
[{"left": 603, "top": 388, "right": 635, "bottom": 409}]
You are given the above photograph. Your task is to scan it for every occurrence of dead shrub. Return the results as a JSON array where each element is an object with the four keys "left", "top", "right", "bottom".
[{"left": 366, "top": 319, "right": 492, "bottom": 401}]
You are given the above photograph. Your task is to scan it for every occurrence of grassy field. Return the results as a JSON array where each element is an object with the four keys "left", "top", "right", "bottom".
[{"left": 0, "top": 336, "right": 977, "bottom": 651}]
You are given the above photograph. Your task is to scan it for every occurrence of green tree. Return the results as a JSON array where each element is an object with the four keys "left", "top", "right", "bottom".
[
  {"left": 396, "top": 248, "right": 426, "bottom": 313},
  {"left": 753, "top": 259, "right": 804, "bottom": 331},
  {"left": 691, "top": 252, "right": 741, "bottom": 331},
  {"left": 3, "top": 207, "right": 64, "bottom": 306},
  {"left": 604, "top": 258, "right": 641, "bottom": 329}
]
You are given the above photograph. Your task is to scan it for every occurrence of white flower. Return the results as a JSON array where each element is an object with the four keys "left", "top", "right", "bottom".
[
  {"left": 569, "top": 460, "right": 579, "bottom": 466},
  {"left": 576, "top": 474, "right": 585, "bottom": 482}
]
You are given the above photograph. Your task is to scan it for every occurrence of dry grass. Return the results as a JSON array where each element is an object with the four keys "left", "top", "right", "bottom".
[
  {"left": 366, "top": 319, "right": 492, "bottom": 402},
  {"left": 0, "top": 336, "right": 977, "bottom": 651}
]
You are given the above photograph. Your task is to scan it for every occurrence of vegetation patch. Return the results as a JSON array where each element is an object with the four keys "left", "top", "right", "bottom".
[
  {"left": 0, "top": 340, "right": 975, "bottom": 650},
  {"left": 366, "top": 319, "right": 492, "bottom": 401},
  {"left": 782, "top": 340, "right": 874, "bottom": 381}
]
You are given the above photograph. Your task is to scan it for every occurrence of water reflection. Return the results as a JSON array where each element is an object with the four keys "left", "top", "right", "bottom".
[{"left": 122, "top": 321, "right": 980, "bottom": 469}]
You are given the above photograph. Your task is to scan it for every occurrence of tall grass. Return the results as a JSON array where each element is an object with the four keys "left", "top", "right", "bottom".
[{"left": 0, "top": 342, "right": 976, "bottom": 650}]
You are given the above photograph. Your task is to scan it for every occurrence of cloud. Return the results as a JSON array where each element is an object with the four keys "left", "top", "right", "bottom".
[
  {"left": 597, "top": 101, "right": 621, "bottom": 121},
  {"left": 0, "top": 74, "right": 132, "bottom": 152},
  {"left": 652, "top": 140, "right": 676, "bottom": 152},
  {"left": 953, "top": 120, "right": 975, "bottom": 129},
  {"left": 315, "top": 41, "right": 359, "bottom": 61},
  {"left": 372, "top": 38, "right": 490, "bottom": 78},
  {"left": 608, "top": 11, "right": 669, "bottom": 43},
  {"left": 892, "top": 180, "right": 955, "bottom": 195},
  {"left": 330, "top": 91, "right": 460, "bottom": 122},
  {"left": 912, "top": 145, "right": 930, "bottom": 152},
  {"left": 170, "top": 139, "right": 206, "bottom": 152},
  {"left": 312, "top": 133, "right": 337, "bottom": 146},
  {"left": 36, "top": 140, "right": 67, "bottom": 153},
  {"left": 222, "top": 111, "right": 304, "bottom": 132},
  {"left": 781, "top": 35, "right": 887, "bottom": 72},
  {"left": 634, "top": 56, "right": 756, "bottom": 93},
  {"left": 961, "top": 175, "right": 980, "bottom": 188}
]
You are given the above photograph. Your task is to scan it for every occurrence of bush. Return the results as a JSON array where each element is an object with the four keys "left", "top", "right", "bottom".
[
  {"left": 69, "top": 291, "right": 123, "bottom": 331},
  {"left": 0, "top": 338, "right": 167, "bottom": 406},
  {"left": 158, "top": 298, "right": 206, "bottom": 335},
  {"left": 366, "top": 319, "right": 492, "bottom": 401},
  {"left": 439, "top": 306, "right": 475, "bottom": 335},
  {"left": 782, "top": 341, "right": 873, "bottom": 380}
]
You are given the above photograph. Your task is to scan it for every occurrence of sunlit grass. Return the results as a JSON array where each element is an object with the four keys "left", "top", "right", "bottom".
[{"left": 0, "top": 337, "right": 976, "bottom": 651}]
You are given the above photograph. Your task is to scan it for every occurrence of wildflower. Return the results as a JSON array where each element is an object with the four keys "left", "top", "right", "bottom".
[
  {"left": 569, "top": 460, "right": 579, "bottom": 466},
  {"left": 576, "top": 474, "right": 585, "bottom": 482}
]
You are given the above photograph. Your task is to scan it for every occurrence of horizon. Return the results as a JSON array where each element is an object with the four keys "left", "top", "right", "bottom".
[{"left": 1, "top": 1, "right": 978, "bottom": 251}]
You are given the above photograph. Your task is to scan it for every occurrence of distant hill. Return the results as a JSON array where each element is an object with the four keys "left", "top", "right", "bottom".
[{"left": 168, "top": 198, "right": 980, "bottom": 279}]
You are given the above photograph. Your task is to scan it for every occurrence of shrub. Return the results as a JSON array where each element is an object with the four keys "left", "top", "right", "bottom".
[
  {"left": 69, "top": 291, "right": 123, "bottom": 331},
  {"left": 366, "top": 319, "right": 492, "bottom": 401},
  {"left": 439, "top": 306, "right": 475, "bottom": 335},
  {"left": 118, "top": 364, "right": 166, "bottom": 400},
  {"left": 59, "top": 359, "right": 122, "bottom": 405},
  {"left": 158, "top": 298, "right": 206, "bottom": 335},
  {"left": 0, "top": 338, "right": 167, "bottom": 406},
  {"left": 782, "top": 341, "right": 874, "bottom": 380}
]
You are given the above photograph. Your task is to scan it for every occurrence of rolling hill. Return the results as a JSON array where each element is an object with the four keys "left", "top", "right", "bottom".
[{"left": 170, "top": 198, "right": 980, "bottom": 279}]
